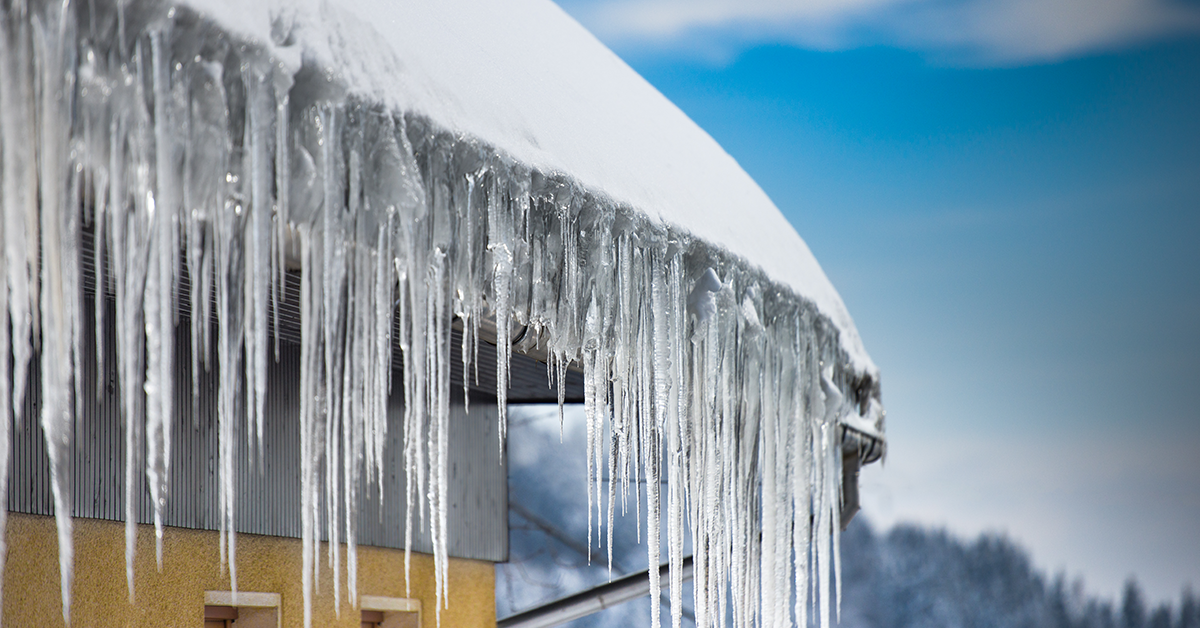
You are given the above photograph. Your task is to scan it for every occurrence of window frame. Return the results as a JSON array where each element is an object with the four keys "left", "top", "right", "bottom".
[
  {"left": 204, "top": 591, "right": 282, "bottom": 628},
  {"left": 360, "top": 595, "right": 422, "bottom": 628}
]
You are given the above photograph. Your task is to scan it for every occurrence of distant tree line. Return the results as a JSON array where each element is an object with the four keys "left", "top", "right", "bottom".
[{"left": 838, "top": 518, "right": 1198, "bottom": 628}]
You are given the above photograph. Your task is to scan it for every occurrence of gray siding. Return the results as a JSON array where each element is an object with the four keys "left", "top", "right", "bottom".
[{"left": 7, "top": 298, "right": 508, "bottom": 562}]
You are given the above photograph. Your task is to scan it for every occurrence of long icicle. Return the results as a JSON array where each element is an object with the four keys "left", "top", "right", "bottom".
[{"left": 0, "top": 7, "right": 878, "bottom": 628}]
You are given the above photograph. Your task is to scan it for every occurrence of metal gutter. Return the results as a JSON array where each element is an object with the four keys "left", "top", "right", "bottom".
[{"left": 497, "top": 556, "right": 695, "bottom": 628}]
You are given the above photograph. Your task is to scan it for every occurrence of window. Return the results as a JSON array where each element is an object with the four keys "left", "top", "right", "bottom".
[
  {"left": 360, "top": 595, "right": 421, "bottom": 628},
  {"left": 361, "top": 609, "right": 385, "bottom": 628},
  {"left": 204, "top": 604, "right": 237, "bottom": 628},
  {"left": 204, "top": 591, "right": 281, "bottom": 628}
]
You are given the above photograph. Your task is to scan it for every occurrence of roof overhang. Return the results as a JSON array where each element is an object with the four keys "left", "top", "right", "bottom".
[{"left": 1, "top": 0, "right": 884, "bottom": 626}]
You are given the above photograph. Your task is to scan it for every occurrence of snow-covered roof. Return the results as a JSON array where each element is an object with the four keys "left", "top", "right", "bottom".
[
  {"left": 185, "top": 0, "right": 875, "bottom": 376},
  {"left": 0, "top": 1, "right": 884, "bottom": 626}
]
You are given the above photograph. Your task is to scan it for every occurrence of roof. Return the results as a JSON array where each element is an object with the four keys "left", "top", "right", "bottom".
[
  {"left": 0, "top": 1, "right": 884, "bottom": 626},
  {"left": 182, "top": 0, "right": 876, "bottom": 377}
]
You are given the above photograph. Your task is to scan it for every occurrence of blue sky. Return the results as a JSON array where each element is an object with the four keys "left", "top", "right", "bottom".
[{"left": 551, "top": 0, "right": 1200, "bottom": 605}]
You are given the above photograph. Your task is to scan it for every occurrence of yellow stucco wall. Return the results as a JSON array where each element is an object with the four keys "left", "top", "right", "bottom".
[{"left": 3, "top": 513, "right": 496, "bottom": 628}]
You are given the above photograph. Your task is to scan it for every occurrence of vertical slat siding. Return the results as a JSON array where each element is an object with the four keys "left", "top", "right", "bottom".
[
  {"left": 447, "top": 399, "right": 507, "bottom": 561},
  {"left": 10, "top": 354, "right": 51, "bottom": 516},
  {"left": 7, "top": 295, "right": 508, "bottom": 561},
  {"left": 352, "top": 392, "right": 508, "bottom": 561},
  {"left": 231, "top": 340, "right": 302, "bottom": 539}
]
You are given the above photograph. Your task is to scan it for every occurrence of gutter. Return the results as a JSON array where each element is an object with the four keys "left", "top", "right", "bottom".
[{"left": 497, "top": 556, "right": 695, "bottom": 628}]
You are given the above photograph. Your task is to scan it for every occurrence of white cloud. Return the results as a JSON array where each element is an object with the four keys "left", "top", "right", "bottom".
[{"left": 561, "top": 0, "right": 1200, "bottom": 64}]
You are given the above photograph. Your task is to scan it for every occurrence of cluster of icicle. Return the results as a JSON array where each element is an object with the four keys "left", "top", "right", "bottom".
[{"left": 0, "top": 1, "right": 877, "bottom": 627}]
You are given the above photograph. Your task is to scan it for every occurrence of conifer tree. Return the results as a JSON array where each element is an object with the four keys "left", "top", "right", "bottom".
[
  {"left": 1123, "top": 579, "right": 1148, "bottom": 628},
  {"left": 1178, "top": 587, "right": 1198, "bottom": 628}
]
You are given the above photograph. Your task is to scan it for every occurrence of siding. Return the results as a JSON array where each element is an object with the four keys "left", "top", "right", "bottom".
[{"left": 7, "top": 295, "right": 508, "bottom": 562}]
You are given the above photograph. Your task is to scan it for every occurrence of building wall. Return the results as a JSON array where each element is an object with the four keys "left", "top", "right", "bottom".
[
  {"left": 3, "top": 513, "right": 496, "bottom": 628},
  {"left": 10, "top": 301, "right": 509, "bottom": 563}
]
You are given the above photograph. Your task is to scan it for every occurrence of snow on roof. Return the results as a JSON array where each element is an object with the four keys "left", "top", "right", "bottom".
[
  {"left": 184, "top": 0, "right": 876, "bottom": 376},
  {"left": 1, "top": 2, "right": 886, "bottom": 625}
]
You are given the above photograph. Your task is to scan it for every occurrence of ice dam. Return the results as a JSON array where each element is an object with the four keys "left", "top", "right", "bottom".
[{"left": 0, "top": 0, "right": 885, "bottom": 627}]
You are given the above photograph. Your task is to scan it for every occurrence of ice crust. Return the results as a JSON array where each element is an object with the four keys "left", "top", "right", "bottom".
[{"left": 0, "top": 1, "right": 882, "bottom": 627}]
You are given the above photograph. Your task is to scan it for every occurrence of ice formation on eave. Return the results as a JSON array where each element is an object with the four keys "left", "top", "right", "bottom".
[{"left": 0, "top": 1, "right": 884, "bottom": 628}]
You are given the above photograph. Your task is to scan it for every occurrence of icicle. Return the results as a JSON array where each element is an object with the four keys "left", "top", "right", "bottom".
[
  {"left": 458, "top": 172, "right": 477, "bottom": 410},
  {"left": 793, "top": 326, "right": 815, "bottom": 628},
  {"left": 214, "top": 50, "right": 243, "bottom": 597},
  {"left": 91, "top": 141, "right": 108, "bottom": 407},
  {"left": 272, "top": 80, "right": 291, "bottom": 364},
  {"left": 342, "top": 175, "right": 364, "bottom": 614},
  {"left": 28, "top": 5, "right": 82, "bottom": 620},
  {"left": 110, "top": 94, "right": 145, "bottom": 605},
  {"left": 648, "top": 255, "right": 667, "bottom": 628},
  {"left": 667, "top": 249, "right": 687, "bottom": 628},
  {"left": 0, "top": 15, "right": 13, "bottom": 610},
  {"left": 487, "top": 171, "right": 514, "bottom": 454},
  {"left": 146, "top": 28, "right": 179, "bottom": 572},
  {"left": 0, "top": 6, "right": 879, "bottom": 627},
  {"left": 582, "top": 298, "right": 604, "bottom": 567},
  {"left": 761, "top": 361, "right": 780, "bottom": 628},
  {"left": 321, "top": 102, "right": 344, "bottom": 613},
  {"left": 1, "top": 0, "right": 39, "bottom": 433},
  {"left": 370, "top": 209, "right": 395, "bottom": 494},
  {"left": 299, "top": 224, "right": 321, "bottom": 628},
  {"left": 246, "top": 64, "right": 273, "bottom": 467}
]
